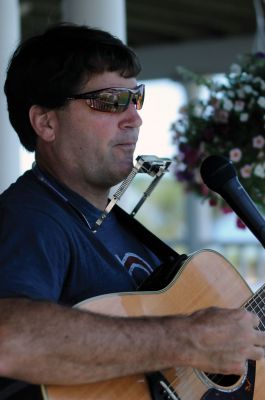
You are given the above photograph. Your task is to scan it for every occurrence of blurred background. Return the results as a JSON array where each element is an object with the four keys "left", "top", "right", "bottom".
[{"left": 0, "top": 0, "right": 264, "bottom": 289}]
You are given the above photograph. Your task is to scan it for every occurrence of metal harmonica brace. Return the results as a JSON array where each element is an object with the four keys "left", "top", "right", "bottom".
[{"left": 92, "top": 155, "right": 172, "bottom": 232}]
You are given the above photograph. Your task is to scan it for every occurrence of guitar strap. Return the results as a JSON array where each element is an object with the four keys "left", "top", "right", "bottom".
[
  {"left": 114, "top": 206, "right": 189, "bottom": 400},
  {"left": 0, "top": 381, "right": 27, "bottom": 400},
  {"left": 114, "top": 205, "right": 179, "bottom": 261},
  {"left": 0, "top": 379, "right": 42, "bottom": 400},
  {"left": 114, "top": 205, "right": 188, "bottom": 291}
]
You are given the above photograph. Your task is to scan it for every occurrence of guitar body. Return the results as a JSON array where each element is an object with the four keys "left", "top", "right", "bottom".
[{"left": 42, "top": 249, "right": 265, "bottom": 400}]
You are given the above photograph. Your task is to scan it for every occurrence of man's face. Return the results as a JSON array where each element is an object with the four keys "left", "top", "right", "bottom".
[{"left": 42, "top": 71, "right": 143, "bottom": 195}]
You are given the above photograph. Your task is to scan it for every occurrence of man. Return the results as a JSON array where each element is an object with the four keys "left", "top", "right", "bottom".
[{"left": 0, "top": 23, "right": 264, "bottom": 399}]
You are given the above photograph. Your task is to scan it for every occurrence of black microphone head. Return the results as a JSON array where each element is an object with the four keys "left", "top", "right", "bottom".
[{"left": 200, "top": 155, "right": 237, "bottom": 192}]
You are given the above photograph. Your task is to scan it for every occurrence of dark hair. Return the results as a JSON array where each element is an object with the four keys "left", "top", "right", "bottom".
[{"left": 4, "top": 23, "right": 141, "bottom": 151}]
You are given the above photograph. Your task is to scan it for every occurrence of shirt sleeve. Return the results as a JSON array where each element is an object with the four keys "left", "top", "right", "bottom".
[{"left": 0, "top": 205, "right": 70, "bottom": 301}]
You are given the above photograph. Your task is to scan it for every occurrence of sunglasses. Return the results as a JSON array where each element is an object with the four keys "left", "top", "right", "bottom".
[{"left": 66, "top": 84, "right": 145, "bottom": 113}]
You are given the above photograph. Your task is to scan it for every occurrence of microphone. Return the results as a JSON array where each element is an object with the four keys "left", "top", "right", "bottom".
[{"left": 200, "top": 155, "right": 265, "bottom": 248}]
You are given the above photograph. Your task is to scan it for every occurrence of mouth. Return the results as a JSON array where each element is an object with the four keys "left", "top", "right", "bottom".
[
  {"left": 115, "top": 141, "right": 137, "bottom": 151},
  {"left": 117, "top": 143, "right": 136, "bottom": 149}
]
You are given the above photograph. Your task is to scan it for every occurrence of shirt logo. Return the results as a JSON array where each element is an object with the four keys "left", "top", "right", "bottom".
[{"left": 115, "top": 252, "right": 154, "bottom": 285}]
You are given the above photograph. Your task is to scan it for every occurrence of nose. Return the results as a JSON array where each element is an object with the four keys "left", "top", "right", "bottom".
[{"left": 119, "top": 103, "right": 143, "bottom": 129}]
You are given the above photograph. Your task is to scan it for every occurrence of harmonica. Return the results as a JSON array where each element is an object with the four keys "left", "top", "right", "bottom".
[{"left": 93, "top": 155, "right": 172, "bottom": 232}]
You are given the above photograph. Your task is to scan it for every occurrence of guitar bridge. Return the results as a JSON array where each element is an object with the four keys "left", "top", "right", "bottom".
[{"left": 146, "top": 371, "right": 181, "bottom": 400}]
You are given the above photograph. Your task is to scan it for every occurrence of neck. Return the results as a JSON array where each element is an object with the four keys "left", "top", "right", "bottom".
[{"left": 35, "top": 156, "right": 110, "bottom": 211}]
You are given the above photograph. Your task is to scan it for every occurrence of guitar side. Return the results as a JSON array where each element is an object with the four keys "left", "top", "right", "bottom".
[{"left": 42, "top": 249, "right": 265, "bottom": 400}]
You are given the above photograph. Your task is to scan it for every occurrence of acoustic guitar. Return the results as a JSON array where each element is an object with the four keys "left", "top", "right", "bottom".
[{"left": 41, "top": 249, "right": 265, "bottom": 400}]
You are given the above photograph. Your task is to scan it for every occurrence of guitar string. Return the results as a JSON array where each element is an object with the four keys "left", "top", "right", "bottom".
[
  {"left": 169, "top": 367, "right": 228, "bottom": 400},
  {"left": 167, "top": 351, "right": 252, "bottom": 396},
  {"left": 246, "top": 288, "right": 265, "bottom": 330},
  {"left": 165, "top": 367, "right": 202, "bottom": 400},
  {"left": 166, "top": 285, "right": 265, "bottom": 396},
  {"left": 250, "top": 304, "right": 265, "bottom": 329},
  {"left": 248, "top": 290, "right": 264, "bottom": 309},
  {"left": 167, "top": 365, "right": 242, "bottom": 398},
  {"left": 250, "top": 299, "right": 264, "bottom": 325},
  {"left": 156, "top": 285, "right": 265, "bottom": 398}
]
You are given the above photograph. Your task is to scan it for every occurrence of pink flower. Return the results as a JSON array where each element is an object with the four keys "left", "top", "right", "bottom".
[
  {"left": 236, "top": 218, "right": 246, "bottom": 229},
  {"left": 240, "top": 164, "right": 252, "bottom": 178},
  {"left": 229, "top": 148, "right": 242, "bottom": 162},
  {"left": 222, "top": 206, "right": 233, "bottom": 214},
  {"left": 253, "top": 135, "right": 265, "bottom": 149},
  {"left": 209, "top": 198, "right": 217, "bottom": 207}
]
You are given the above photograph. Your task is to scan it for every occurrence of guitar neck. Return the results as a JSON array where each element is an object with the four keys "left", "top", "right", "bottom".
[{"left": 245, "top": 283, "right": 265, "bottom": 332}]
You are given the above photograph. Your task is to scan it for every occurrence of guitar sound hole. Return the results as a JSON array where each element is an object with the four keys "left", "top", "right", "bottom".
[{"left": 204, "top": 372, "right": 240, "bottom": 387}]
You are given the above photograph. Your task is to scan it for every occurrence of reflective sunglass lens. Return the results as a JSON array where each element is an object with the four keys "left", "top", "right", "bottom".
[
  {"left": 68, "top": 84, "right": 145, "bottom": 113},
  {"left": 88, "top": 91, "right": 130, "bottom": 112},
  {"left": 86, "top": 99, "right": 121, "bottom": 112}
]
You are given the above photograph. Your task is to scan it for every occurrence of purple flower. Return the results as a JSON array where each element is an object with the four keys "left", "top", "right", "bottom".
[
  {"left": 175, "top": 169, "right": 194, "bottom": 182},
  {"left": 255, "top": 52, "right": 265, "bottom": 59},
  {"left": 180, "top": 144, "right": 201, "bottom": 166}
]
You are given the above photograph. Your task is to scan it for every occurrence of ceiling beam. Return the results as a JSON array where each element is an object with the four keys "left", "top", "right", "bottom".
[{"left": 135, "top": 34, "right": 254, "bottom": 80}]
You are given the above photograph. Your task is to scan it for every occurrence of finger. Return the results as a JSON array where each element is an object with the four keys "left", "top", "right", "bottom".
[
  {"left": 249, "top": 346, "right": 265, "bottom": 361},
  {"left": 254, "top": 331, "right": 265, "bottom": 347},
  {"left": 249, "top": 312, "right": 261, "bottom": 328}
]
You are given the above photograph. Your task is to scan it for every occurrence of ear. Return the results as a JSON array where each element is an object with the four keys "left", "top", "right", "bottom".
[{"left": 29, "top": 105, "right": 56, "bottom": 142}]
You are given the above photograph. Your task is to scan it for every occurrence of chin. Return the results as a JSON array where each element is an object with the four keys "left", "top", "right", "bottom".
[
  {"left": 112, "top": 163, "right": 134, "bottom": 185},
  {"left": 122, "top": 160, "right": 134, "bottom": 175}
]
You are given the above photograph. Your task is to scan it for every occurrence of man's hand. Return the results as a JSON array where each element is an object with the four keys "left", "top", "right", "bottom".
[{"left": 185, "top": 307, "right": 265, "bottom": 375}]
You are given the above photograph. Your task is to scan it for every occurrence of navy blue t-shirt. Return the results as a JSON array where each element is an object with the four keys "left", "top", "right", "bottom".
[{"left": 0, "top": 168, "right": 160, "bottom": 306}]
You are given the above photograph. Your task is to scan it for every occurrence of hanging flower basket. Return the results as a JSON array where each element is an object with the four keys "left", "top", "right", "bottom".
[{"left": 172, "top": 52, "right": 265, "bottom": 226}]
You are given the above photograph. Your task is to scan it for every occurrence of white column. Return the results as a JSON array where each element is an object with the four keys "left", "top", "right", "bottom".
[
  {"left": 0, "top": 0, "right": 21, "bottom": 192},
  {"left": 62, "top": 0, "right": 126, "bottom": 42}
]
